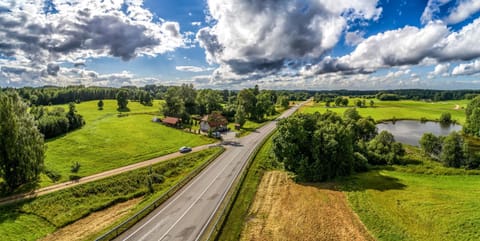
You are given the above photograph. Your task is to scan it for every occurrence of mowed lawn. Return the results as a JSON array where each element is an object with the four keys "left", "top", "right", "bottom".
[
  {"left": 343, "top": 170, "right": 480, "bottom": 241},
  {"left": 41, "top": 100, "right": 214, "bottom": 186},
  {"left": 300, "top": 99, "right": 469, "bottom": 124}
]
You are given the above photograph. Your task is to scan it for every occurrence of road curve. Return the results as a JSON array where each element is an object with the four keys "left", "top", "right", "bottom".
[{"left": 115, "top": 103, "right": 303, "bottom": 241}]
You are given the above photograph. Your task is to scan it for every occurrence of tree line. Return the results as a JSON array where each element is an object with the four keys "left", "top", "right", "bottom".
[
  {"left": 161, "top": 84, "right": 290, "bottom": 126},
  {"left": 29, "top": 103, "right": 85, "bottom": 139}
]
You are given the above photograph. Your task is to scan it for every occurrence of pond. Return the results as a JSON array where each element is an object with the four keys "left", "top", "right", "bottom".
[{"left": 376, "top": 120, "right": 462, "bottom": 146}]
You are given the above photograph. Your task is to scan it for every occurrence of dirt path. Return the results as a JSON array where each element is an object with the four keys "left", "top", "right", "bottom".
[
  {"left": 39, "top": 197, "right": 143, "bottom": 241},
  {"left": 0, "top": 143, "right": 218, "bottom": 206},
  {"left": 241, "top": 171, "right": 374, "bottom": 241}
]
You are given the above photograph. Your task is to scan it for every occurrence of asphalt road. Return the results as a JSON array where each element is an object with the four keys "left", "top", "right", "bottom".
[{"left": 115, "top": 103, "right": 302, "bottom": 241}]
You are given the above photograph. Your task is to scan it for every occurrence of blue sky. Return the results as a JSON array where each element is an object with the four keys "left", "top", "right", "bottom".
[{"left": 1, "top": 0, "right": 480, "bottom": 89}]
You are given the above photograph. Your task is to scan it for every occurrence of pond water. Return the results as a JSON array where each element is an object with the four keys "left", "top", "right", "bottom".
[{"left": 376, "top": 120, "right": 462, "bottom": 146}]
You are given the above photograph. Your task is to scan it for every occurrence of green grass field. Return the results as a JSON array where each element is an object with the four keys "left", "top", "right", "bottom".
[
  {"left": 40, "top": 100, "right": 214, "bottom": 186},
  {"left": 300, "top": 99, "right": 469, "bottom": 124},
  {"left": 343, "top": 169, "right": 480, "bottom": 241},
  {"left": 0, "top": 148, "right": 222, "bottom": 241}
]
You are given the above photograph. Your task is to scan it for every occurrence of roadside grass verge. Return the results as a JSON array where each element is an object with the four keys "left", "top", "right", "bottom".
[
  {"left": 0, "top": 148, "right": 222, "bottom": 241},
  {"left": 215, "top": 135, "right": 281, "bottom": 241},
  {"left": 300, "top": 99, "right": 468, "bottom": 124},
  {"left": 38, "top": 100, "right": 214, "bottom": 187}
]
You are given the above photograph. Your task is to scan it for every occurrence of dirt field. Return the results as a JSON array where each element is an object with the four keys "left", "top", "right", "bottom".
[
  {"left": 241, "top": 171, "right": 374, "bottom": 241},
  {"left": 40, "top": 198, "right": 142, "bottom": 241}
]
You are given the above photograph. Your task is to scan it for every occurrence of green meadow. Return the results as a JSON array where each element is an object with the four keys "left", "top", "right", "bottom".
[
  {"left": 40, "top": 100, "right": 214, "bottom": 186},
  {"left": 343, "top": 169, "right": 480, "bottom": 241},
  {"left": 300, "top": 99, "right": 469, "bottom": 124}
]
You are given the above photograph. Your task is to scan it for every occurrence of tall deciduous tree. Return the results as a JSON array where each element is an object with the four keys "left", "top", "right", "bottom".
[
  {"left": 116, "top": 90, "right": 129, "bottom": 110},
  {"left": 0, "top": 91, "right": 44, "bottom": 191},
  {"left": 440, "top": 131, "right": 464, "bottom": 168},
  {"left": 465, "top": 96, "right": 480, "bottom": 136},
  {"left": 234, "top": 105, "right": 247, "bottom": 127}
]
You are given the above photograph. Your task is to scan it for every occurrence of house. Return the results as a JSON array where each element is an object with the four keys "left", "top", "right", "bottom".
[
  {"left": 200, "top": 112, "right": 228, "bottom": 132},
  {"left": 162, "top": 116, "right": 181, "bottom": 127}
]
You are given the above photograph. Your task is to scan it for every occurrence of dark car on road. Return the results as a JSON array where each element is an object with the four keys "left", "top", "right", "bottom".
[{"left": 179, "top": 146, "right": 192, "bottom": 153}]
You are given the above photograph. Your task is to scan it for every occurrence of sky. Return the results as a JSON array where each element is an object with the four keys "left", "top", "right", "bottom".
[{"left": 1, "top": 0, "right": 480, "bottom": 90}]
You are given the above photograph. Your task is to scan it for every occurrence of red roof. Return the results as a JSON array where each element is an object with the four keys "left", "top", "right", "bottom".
[
  {"left": 201, "top": 112, "right": 227, "bottom": 128},
  {"left": 162, "top": 116, "right": 181, "bottom": 125}
]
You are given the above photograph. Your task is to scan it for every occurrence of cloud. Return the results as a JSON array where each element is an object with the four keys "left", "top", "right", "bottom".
[
  {"left": 0, "top": 0, "right": 185, "bottom": 85},
  {"left": 191, "top": 21, "right": 201, "bottom": 26},
  {"left": 421, "top": 0, "right": 453, "bottom": 24},
  {"left": 338, "top": 22, "right": 449, "bottom": 70},
  {"left": 345, "top": 31, "right": 365, "bottom": 46},
  {"left": 46, "top": 63, "right": 60, "bottom": 76},
  {"left": 428, "top": 63, "right": 450, "bottom": 78},
  {"left": 176, "top": 65, "right": 213, "bottom": 72},
  {"left": 445, "top": 0, "right": 480, "bottom": 24},
  {"left": 452, "top": 59, "right": 480, "bottom": 75},
  {"left": 308, "top": 18, "right": 480, "bottom": 75},
  {"left": 197, "top": 0, "right": 381, "bottom": 75}
]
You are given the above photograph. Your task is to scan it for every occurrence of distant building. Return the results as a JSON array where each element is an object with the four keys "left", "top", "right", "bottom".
[
  {"left": 200, "top": 112, "right": 228, "bottom": 132},
  {"left": 162, "top": 116, "right": 181, "bottom": 127}
]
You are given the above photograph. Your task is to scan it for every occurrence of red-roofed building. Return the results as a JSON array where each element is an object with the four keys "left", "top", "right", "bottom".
[
  {"left": 200, "top": 112, "right": 228, "bottom": 132},
  {"left": 162, "top": 116, "right": 181, "bottom": 127}
]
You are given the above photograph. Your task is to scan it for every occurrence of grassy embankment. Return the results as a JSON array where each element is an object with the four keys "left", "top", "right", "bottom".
[
  {"left": 0, "top": 147, "right": 222, "bottom": 241},
  {"left": 216, "top": 135, "right": 281, "bottom": 241},
  {"left": 38, "top": 100, "right": 214, "bottom": 186},
  {"left": 300, "top": 99, "right": 468, "bottom": 124},
  {"left": 227, "top": 106, "right": 288, "bottom": 137}
]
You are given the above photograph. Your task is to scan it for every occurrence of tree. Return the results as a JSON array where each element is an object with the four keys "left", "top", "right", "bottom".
[
  {"left": 0, "top": 91, "right": 44, "bottom": 191},
  {"left": 465, "top": 96, "right": 480, "bottom": 136},
  {"left": 334, "top": 96, "right": 343, "bottom": 107},
  {"left": 370, "top": 100, "right": 375, "bottom": 107},
  {"left": 420, "top": 133, "right": 443, "bottom": 158},
  {"left": 343, "top": 108, "right": 361, "bottom": 121},
  {"left": 179, "top": 84, "right": 197, "bottom": 115},
  {"left": 116, "top": 90, "right": 129, "bottom": 110},
  {"left": 440, "top": 131, "right": 464, "bottom": 168},
  {"left": 272, "top": 112, "right": 370, "bottom": 182},
  {"left": 163, "top": 87, "right": 184, "bottom": 117},
  {"left": 278, "top": 95, "right": 290, "bottom": 109},
  {"left": 341, "top": 98, "right": 349, "bottom": 106},
  {"left": 196, "top": 89, "right": 223, "bottom": 115},
  {"left": 66, "top": 102, "right": 85, "bottom": 130},
  {"left": 237, "top": 89, "right": 257, "bottom": 119},
  {"left": 97, "top": 99, "right": 104, "bottom": 110},
  {"left": 355, "top": 99, "right": 362, "bottom": 107},
  {"left": 367, "top": 130, "right": 405, "bottom": 165},
  {"left": 234, "top": 105, "right": 247, "bottom": 127},
  {"left": 439, "top": 112, "right": 452, "bottom": 124}
]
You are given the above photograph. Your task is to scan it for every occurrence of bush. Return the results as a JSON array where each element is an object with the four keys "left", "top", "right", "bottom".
[
  {"left": 45, "top": 169, "right": 62, "bottom": 183},
  {"left": 439, "top": 112, "right": 452, "bottom": 124},
  {"left": 71, "top": 161, "right": 81, "bottom": 173}
]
